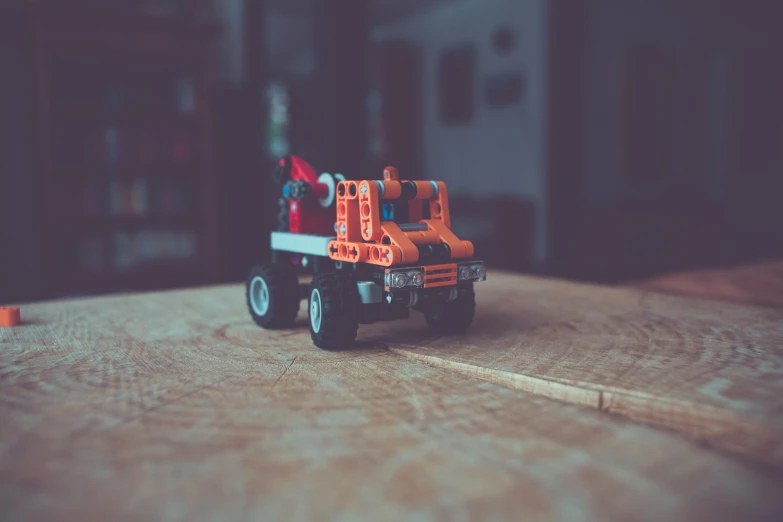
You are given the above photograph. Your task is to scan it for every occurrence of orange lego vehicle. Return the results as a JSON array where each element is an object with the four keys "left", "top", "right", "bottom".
[{"left": 246, "top": 155, "right": 487, "bottom": 349}]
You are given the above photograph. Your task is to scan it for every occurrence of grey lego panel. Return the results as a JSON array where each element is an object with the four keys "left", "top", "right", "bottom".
[
  {"left": 270, "top": 232, "right": 335, "bottom": 257},
  {"left": 356, "top": 281, "right": 382, "bottom": 304}
]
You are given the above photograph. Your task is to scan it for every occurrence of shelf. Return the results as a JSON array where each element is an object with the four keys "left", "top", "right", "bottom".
[
  {"left": 28, "top": 0, "right": 221, "bottom": 301},
  {"left": 75, "top": 214, "right": 198, "bottom": 231},
  {"left": 53, "top": 100, "right": 197, "bottom": 126},
  {"left": 77, "top": 258, "right": 200, "bottom": 279},
  {"left": 28, "top": 2, "right": 222, "bottom": 63},
  {"left": 61, "top": 162, "right": 198, "bottom": 180},
  {"left": 68, "top": 259, "right": 208, "bottom": 295}
]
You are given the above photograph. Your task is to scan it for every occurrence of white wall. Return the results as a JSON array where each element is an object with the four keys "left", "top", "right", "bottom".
[{"left": 373, "top": 0, "right": 550, "bottom": 264}]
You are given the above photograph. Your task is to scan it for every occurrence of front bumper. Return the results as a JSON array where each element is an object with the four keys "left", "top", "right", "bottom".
[{"left": 383, "top": 260, "right": 487, "bottom": 291}]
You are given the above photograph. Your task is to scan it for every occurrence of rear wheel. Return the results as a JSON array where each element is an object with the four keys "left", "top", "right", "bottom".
[
  {"left": 423, "top": 282, "right": 475, "bottom": 334},
  {"left": 308, "top": 272, "right": 359, "bottom": 349},
  {"left": 246, "top": 263, "right": 300, "bottom": 329}
]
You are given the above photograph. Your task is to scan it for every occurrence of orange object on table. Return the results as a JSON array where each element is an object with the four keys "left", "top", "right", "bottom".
[{"left": 0, "top": 306, "right": 21, "bottom": 327}]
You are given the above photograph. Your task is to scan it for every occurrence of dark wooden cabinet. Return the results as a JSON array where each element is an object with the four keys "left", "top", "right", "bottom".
[
  {"left": 566, "top": 201, "right": 731, "bottom": 284},
  {"left": 25, "top": 3, "right": 221, "bottom": 298}
]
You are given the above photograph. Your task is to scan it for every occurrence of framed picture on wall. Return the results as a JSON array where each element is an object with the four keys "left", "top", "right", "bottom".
[{"left": 439, "top": 45, "right": 475, "bottom": 125}]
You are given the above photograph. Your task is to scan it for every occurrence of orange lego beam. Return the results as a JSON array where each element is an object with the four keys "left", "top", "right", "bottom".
[
  {"left": 335, "top": 181, "right": 362, "bottom": 243},
  {"left": 380, "top": 222, "right": 419, "bottom": 264},
  {"left": 358, "top": 181, "right": 382, "bottom": 242},
  {"left": 430, "top": 181, "right": 451, "bottom": 228}
]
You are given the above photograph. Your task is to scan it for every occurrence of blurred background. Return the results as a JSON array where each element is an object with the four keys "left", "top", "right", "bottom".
[{"left": 1, "top": 0, "right": 782, "bottom": 303}]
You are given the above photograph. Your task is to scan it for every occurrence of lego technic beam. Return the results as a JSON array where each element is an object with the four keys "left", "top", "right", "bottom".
[{"left": 328, "top": 166, "right": 474, "bottom": 267}]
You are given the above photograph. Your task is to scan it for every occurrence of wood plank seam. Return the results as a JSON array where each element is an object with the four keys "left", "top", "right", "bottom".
[{"left": 387, "top": 346, "right": 783, "bottom": 467}]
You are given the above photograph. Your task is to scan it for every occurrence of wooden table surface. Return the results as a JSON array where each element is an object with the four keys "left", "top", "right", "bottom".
[{"left": 2, "top": 271, "right": 782, "bottom": 521}]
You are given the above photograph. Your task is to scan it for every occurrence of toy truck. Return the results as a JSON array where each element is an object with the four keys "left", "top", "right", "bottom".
[{"left": 246, "top": 155, "right": 487, "bottom": 349}]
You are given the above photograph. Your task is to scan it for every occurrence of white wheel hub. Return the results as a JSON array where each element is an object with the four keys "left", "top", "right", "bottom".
[
  {"left": 249, "top": 276, "right": 270, "bottom": 316},
  {"left": 310, "top": 288, "right": 322, "bottom": 333}
]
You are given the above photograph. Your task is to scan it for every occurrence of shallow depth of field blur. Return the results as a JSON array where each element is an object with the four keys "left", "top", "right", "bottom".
[{"left": 1, "top": 0, "right": 781, "bottom": 302}]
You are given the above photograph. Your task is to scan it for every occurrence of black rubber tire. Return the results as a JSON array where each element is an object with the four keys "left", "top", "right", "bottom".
[
  {"left": 246, "top": 263, "right": 300, "bottom": 329},
  {"left": 308, "top": 272, "right": 359, "bottom": 349},
  {"left": 424, "top": 282, "right": 476, "bottom": 334}
]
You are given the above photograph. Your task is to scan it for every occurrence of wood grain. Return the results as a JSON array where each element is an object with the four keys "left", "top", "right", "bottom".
[
  {"left": 1, "top": 279, "right": 783, "bottom": 520},
  {"left": 366, "top": 272, "right": 783, "bottom": 465}
]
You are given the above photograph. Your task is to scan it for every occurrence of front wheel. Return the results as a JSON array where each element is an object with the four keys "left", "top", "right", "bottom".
[
  {"left": 423, "top": 283, "right": 475, "bottom": 334},
  {"left": 246, "top": 263, "right": 300, "bottom": 329},
  {"left": 308, "top": 272, "right": 359, "bottom": 349}
]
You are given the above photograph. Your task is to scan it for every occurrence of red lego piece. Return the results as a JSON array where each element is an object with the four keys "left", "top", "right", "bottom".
[
  {"left": 0, "top": 307, "right": 21, "bottom": 327},
  {"left": 286, "top": 156, "right": 335, "bottom": 236}
]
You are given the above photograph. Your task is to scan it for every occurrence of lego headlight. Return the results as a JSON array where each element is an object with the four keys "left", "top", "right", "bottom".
[
  {"left": 408, "top": 271, "right": 424, "bottom": 286},
  {"left": 457, "top": 261, "right": 487, "bottom": 282},
  {"left": 386, "top": 268, "right": 425, "bottom": 289},
  {"left": 391, "top": 272, "right": 408, "bottom": 288}
]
